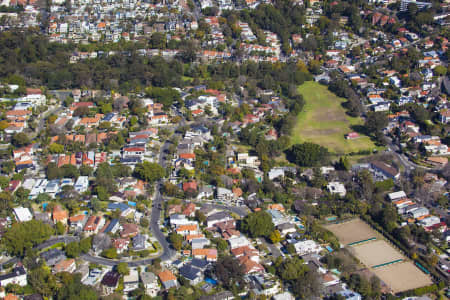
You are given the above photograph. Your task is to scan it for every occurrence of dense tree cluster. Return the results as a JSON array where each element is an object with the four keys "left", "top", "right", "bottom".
[
  {"left": 3, "top": 220, "right": 54, "bottom": 256},
  {"left": 286, "top": 142, "right": 329, "bottom": 166},
  {"left": 328, "top": 78, "right": 363, "bottom": 117},
  {"left": 240, "top": 211, "right": 274, "bottom": 237}
]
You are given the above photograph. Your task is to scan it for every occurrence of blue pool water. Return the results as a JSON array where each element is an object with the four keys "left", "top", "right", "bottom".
[
  {"left": 128, "top": 201, "right": 136, "bottom": 207},
  {"left": 205, "top": 278, "right": 217, "bottom": 285}
]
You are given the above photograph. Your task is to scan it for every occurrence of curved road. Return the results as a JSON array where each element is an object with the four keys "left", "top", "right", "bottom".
[{"left": 82, "top": 123, "right": 184, "bottom": 267}]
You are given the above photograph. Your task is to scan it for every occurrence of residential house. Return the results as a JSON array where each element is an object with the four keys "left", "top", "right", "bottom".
[
  {"left": 206, "top": 211, "right": 232, "bottom": 228},
  {"left": 322, "top": 272, "right": 340, "bottom": 287},
  {"left": 112, "top": 238, "right": 130, "bottom": 254},
  {"left": 176, "top": 224, "right": 199, "bottom": 236},
  {"left": 53, "top": 259, "right": 76, "bottom": 273},
  {"left": 74, "top": 176, "right": 89, "bottom": 193},
  {"left": 388, "top": 191, "right": 407, "bottom": 202},
  {"left": 192, "top": 248, "right": 218, "bottom": 261},
  {"left": 277, "top": 223, "right": 297, "bottom": 236},
  {"left": 83, "top": 216, "right": 105, "bottom": 235},
  {"left": 69, "top": 214, "right": 87, "bottom": 231},
  {"left": 141, "top": 272, "right": 159, "bottom": 297},
  {"left": 327, "top": 182, "right": 347, "bottom": 197},
  {"left": 179, "top": 264, "right": 204, "bottom": 285},
  {"left": 439, "top": 109, "right": 450, "bottom": 123},
  {"left": 52, "top": 205, "right": 68, "bottom": 225},
  {"left": 192, "top": 238, "right": 210, "bottom": 249},
  {"left": 0, "top": 267, "right": 27, "bottom": 287},
  {"left": 216, "top": 187, "right": 234, "bottom": 203},
  {"left": 132, "top": 234, "right": 147, "bottom": 251},
  {"left": 291, "top": 240, "right": 323, "bottom": 255},
  {"left": 40, "top": 249, "right": 67, "bottom": 266},
  {"left": 158, "top": 270, "right": 178, "bottom": 289},
  {"left": 228, "top": 236, "right": 251, "bottom": 249},
  {"left": 13, "top": 207, "right": 33, "bottom": 222},
  {"left": 121, "top": 223, "right": 139, "bottom": 238},
  {"left": 370, "top": 161, "right": 400, "bottom": 180},
  {"left": 123, "top": 269, "right": 139, "bottom": 293},
  {"left": 182, "top": 203, "right": 196, "bottom": 217},
  {"left": 336, "top": 290, "right": 362, "bottom": 300},
  {"left": 101, "top": 271, "right": 120, "bottom": 295}
]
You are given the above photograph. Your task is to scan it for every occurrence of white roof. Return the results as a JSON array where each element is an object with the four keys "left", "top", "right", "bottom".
[
  {"left": 124, "top": 269, "right": 139, "bottom": 282},
  {"left": 13, "top": 207, "right": 33, "bottom": 222},
  {"left": 273, "top": 292, "right": 295, "bottom": 300},
  {"left": 388, "top": 191, "right": 407, "bottom": 201}
]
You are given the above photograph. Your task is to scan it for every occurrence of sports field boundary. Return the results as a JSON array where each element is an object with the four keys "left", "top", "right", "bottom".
[
  {"left": 372, "top": 259, "right": 403, "bottom": 269},
  {"left": 347, "top": 237, "right": 376, "bottom": 246}
]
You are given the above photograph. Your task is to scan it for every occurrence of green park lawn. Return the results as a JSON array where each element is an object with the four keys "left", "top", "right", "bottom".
[{"left": 292, "top": 81, "right": 377, "bottom": 155}]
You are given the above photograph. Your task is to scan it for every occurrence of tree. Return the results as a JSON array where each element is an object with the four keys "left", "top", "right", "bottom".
[
  {"left": 133, "top": 161, "right": 165, "bottom": 183},
  {"left": 28, "top": 266, "right": 57, "bottom": 297},
  {"left": 0, "top": 176, "right": 9, "bottom": 189},
  {"left": 117, "top": 262, "right": 130, "bottom": 275},
  {"left": 286, "top": 143, "right": 329, "bottom": 167},
  {"left": 65, "top": 242, "right": 81, "bottom": 258},
  {"left": 79, "top": 237, "right": 92, "bottom": 253},
  {"left": 48, "top": 143, "right": 64, "bottom": 154},
  {"left": 169, "top": 232, "right": 183, "bottom": 250},
  {"left": 241, "top": 211, "right": 274, "bottom": 238},
  {"left": 3, "top": 220, "right": 53, "bottom": 256},
  {"left": 0, "top": 120, "right": 9, "bottom": 131},
  {"left": 101, "top": 247, "right": 117, "bottom": 259},
  {"left": 55, "top": 273, "right": 98, "bottom": 300},
  {"left": 73, "top": 106, "right": 90, "bottom": 117},
  {"left": 277, "top": 257, "right": 308, "bottom": 281},
  {"left": 269, "top": 230, "right": 282, "bottom": 244},
  {"left": 79, "top": 165, "right": 93, "bottom": 176},
  {"left": 55, "top": 221, "right": 66, "bottom": 235},
  {"left": 95, "top": 186, "right": 109, "bottom": 201},
  {"left": 14, "top": 187, "right": 30, "bottom": 203},
  {"left": 433, "top": 65, "right": 447, "bottom": 77},
  {"left": 95, "top": 163, "right": 116, "bottom": 193},
  {"left": 140, "top": 217, "right": 149, "bottom": 228},
  {"left": 11, "top": 132, "right": 30, "bottom": 147},
  {"left": 195, "top": 210, "right": 206, "bottom": 224},
  {"left": 2, "top": 160, "right": 14, "bottom": 174},
  {"left": 292, "top": 269, "right": 322, "bottom": 299},
  {"left": 365, "top": 112, "right": 388, "bottom": 135},
  {"left": 214, "top": 256, "right": 245, "bottom": 289}
]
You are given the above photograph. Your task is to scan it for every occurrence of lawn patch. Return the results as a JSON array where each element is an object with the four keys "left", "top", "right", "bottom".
[{"left": 292, "top": 81, "right": 377, "bottom": 155}]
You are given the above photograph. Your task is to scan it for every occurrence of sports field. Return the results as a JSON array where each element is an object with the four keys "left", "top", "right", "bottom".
[
  {"left": 325, "top": 218, "right": 379, "bottom": 245},
  {"left": 373, "top": 262, "right": 432, "bottom": 293},
  {"left": 350, "top": 240, "right": 403, "bottom": 267},
  {"left": 326, "top": 218, "right": 432, "bottom": 293},
  {"left": 293, "top": 82, "right": 376, "bottom": 154}
]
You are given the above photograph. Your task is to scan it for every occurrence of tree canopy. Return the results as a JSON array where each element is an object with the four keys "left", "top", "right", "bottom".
[
  {"left": 241, "top": 211, "right": 274, "bottom": 238},
  {"left": 133, "top": 161, "right": 165, "bottom": 183},
  {"left": 286, "top": 142, "right": 329, "bottom": 166},
  {"left": 3, "top": 220, "right": 54, "bottom": 256}
]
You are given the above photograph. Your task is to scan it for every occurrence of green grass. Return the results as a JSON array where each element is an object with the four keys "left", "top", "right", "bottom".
[{"left": 292, "top": 81, "right": 377, "bottom": 155}]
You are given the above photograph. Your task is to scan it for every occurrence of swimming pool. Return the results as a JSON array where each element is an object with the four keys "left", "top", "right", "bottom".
[{"left": 205, "top": 278, "right": 217, "bottom": 285}]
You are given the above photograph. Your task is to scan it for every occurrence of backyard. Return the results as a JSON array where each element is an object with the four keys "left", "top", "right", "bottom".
[{"left": 292, "top": 81, "right": 377, "bottom": 155}]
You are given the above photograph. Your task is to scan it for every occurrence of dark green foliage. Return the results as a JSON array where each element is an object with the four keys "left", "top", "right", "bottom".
[
  {"left": 169, "top": 232, "right": 183, "bottom": 250},
  {"left": 146, "top": 87, "right": 181, "bottom": 110},
  {"left": 3, "top": 220, "right": 53, "bottom": 256},
  {"left": 286, "top": 142, "right": 329, "bottom": 166},
  {"left": 133, "top": 161, "right": 165, "bottom": 183},
  {"left": 11, "top": 132, "right": 30, "bottom": 148},
  {"left": 55, "top": 273, "right": 98, "bottom": 300},
  {"left": 241, "top": 211, "right": 274, "bottom": 238},
  {"left": 214, "top": 256, "right": 245, "bottom": 289}
]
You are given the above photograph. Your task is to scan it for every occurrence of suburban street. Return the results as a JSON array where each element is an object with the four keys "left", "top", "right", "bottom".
[{"left": 33, "top": 235, "right": 79, "bottom": 251}]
